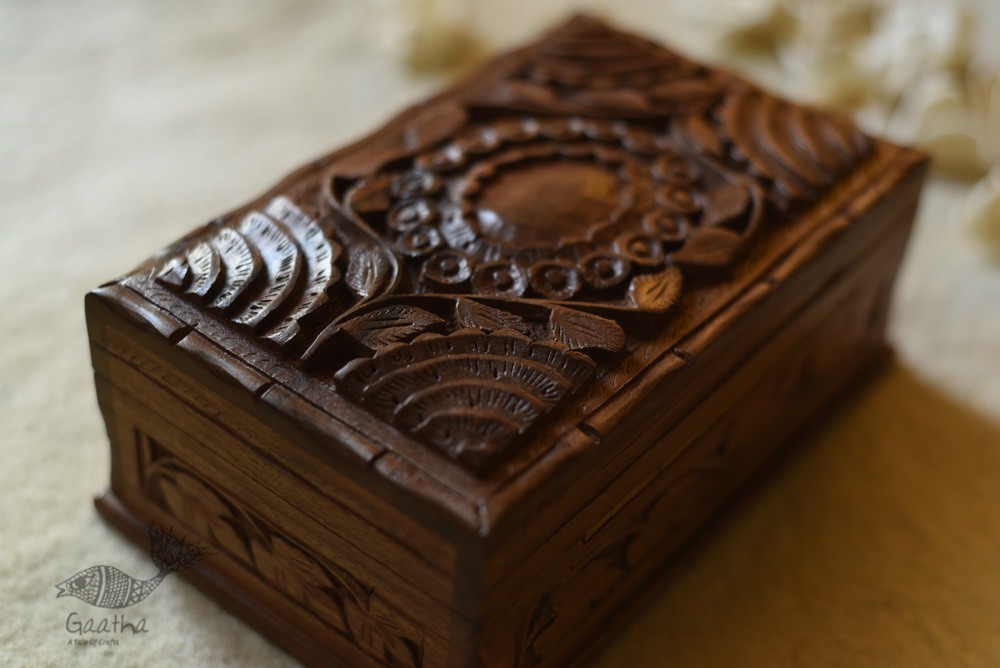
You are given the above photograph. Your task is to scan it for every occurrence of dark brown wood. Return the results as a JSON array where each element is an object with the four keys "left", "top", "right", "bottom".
[{"left": 85, "top": 14, "right": 928, "bottom": 667}]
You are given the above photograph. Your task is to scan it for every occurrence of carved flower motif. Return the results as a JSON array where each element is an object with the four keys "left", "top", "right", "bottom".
[{"left": 330, "top": 108, "right": 761, "bottom": 312}]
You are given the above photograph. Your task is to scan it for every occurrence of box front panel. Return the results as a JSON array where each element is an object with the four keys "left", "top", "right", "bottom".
[{"left": 87, "top": 302, "right": 480, "bottom": 667}]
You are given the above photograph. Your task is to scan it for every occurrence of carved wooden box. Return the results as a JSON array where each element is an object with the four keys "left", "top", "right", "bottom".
[{"left": 86, "top": 16, "right": 927, "bottom": 667}]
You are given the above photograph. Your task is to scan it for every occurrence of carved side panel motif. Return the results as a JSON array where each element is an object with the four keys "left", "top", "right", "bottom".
[
  {"left": 142, "top": 18, "right": 872, "bottom": 474},
  {"left": 135, "top": 432, "right": 424, "bottom": 667}
]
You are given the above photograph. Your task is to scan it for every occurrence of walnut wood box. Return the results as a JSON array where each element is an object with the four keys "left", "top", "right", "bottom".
[{"left": 86, "top": 16, "right": 927, "bottom": 668}]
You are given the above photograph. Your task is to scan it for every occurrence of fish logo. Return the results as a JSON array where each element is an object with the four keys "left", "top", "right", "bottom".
[{"left": 55, "top": 524, "right": 211, "bottom": 609}]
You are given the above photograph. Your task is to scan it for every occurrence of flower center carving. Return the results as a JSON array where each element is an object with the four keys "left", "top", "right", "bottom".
[{"left": 476, "top": 159, "right": 620, "bottom": 246}]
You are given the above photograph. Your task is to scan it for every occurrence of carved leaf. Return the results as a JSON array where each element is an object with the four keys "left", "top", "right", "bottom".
[
  {"left": 340, "top": 305, "right": 445, "bottom": 351},
  {"left": 627, "top": 266, "right": 682, "bottom": 312},
  {"left": 148, "top": 467, "right": 249, "bottom": 558},
  {"left": 547, "top": 307, "right": 625, "bottom": 353},
  {"left": 345, "top": 175, "right": 394, "bottom": 214},
  {"left": 454, "top": 299, "right": 528, "bottom": 333},
  {"left": 141, "top": 439, "right": 423, "bottom": 664},
  {"left": 672, "top": 226, "right": 745, "bottom": 268},
  {"left": 353, "top": 612, "right": 423, "bottom": 668},
  {"left": 699, "top": 183, "right": 751, "bottom": 228},
  {"left": 251, "top": 535, "right": 340, "bottom": 629},
  {"left": 671, "top": 113, "right": 726, "bottom": 158},
  {"left": 516, "top": 593, "right": 558, "bottom": 668},
  {"left": 346, "top": 246, "right": 392, "bottom": 300}
]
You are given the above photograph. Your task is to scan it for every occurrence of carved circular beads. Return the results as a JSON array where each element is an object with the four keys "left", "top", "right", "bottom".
[
  {"left": 422, "top": 250, "right": 473, "bottom": 288},
  {"left": 472, "top": 261, "right": 529, "bottom": 298},
  {"left": 389, "top": 199, "right": 437, "bottom": 231},
  {"left": 529, "top": 260, "right": 582, "bottom": 300},
  {"left": 398, "top": 226, "right": 442, "bottom": 257},
  {"left": 580, "top": 253, "right": 630, "bottom": 289},
  {"left": 336, "top": 112, "right": 754, "bottom": 307}
]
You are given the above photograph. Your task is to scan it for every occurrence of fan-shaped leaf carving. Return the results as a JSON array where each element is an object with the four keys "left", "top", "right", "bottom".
[
  {"left": 209, "top": 228, "right": 260, "bottom": 310},
  {"left": 627, "top": 266, "right": 682, "bottom": 312},
  {"left": 547, "top": 307, "right": 625, "bottom": 353},
  {"left": 722, "top": 92, "right": 871, "bottom": 201},
  {"left": 234, "top": 213, "right": 302, "bottom": 329},
  {"left": 263, "top": 197, "right": 343, "bottom": 345},
  {"left": 185, "top": 242, "right": 221, "bottom": 298},
  {"left": 340, "top": 305, "right": 445, "bottom": 351},
  {"left": 334, "top": 331, "right": 596, "bottom": 473}
]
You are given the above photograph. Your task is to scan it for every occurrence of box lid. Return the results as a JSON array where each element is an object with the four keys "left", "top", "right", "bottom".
[{"left": 92, "top": 16, "right": 926, "bottom": 541}]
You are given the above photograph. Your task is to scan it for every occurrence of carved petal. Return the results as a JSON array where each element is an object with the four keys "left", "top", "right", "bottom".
[
  {"left": 627, "top": 266, "right": 682, "bottom": 312},
  {"left": 672, "top": 226, "right": 746, "bottom": 268},
  {"left": 234, "top": 213, "right": 302, "bottom": 329},
  {"left": 208, "top": 228, "right": 260, "bottom": 310},
  {"left": 345, "top": 246, "right": 392, "bottom": 300},
  {"left": 453, "top": 298, "right": 528, "bottom": 333},
  {"left": 263, "top": 197, "right": 342, "bottom": 345},
  {"left": 185, "top": 242, "right": 221, "bottom": 298},
  {"left": 547, "top": 306, "right": 625, "bottom": 353},
  {"left": 722, "top": 92, "right": 871, "bottom": 201},
  {"left": 699, "top": 183, "right": 751, "bottom": 228},
  {"left": 339, "top": 305, "right": 446, "bottom": 352}
]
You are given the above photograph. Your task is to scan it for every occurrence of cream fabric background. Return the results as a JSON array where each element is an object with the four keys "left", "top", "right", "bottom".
[{"left": 2, "top": 1, "right": 999, "bottom": 666}]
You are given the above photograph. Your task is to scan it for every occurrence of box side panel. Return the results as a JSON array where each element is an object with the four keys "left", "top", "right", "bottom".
[
  {"left": 474, "top": 178, "right": 919, "bottom": 666},
  {"left": 481, "top": 152, "right": 927, "bottom": 590},
  {"left": 86, "top": 298, "right": 480, "bottom": 668}
]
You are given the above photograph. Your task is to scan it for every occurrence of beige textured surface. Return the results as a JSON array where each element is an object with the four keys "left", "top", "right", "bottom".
[{"left": 1, "top": 2, "right": 999, "bottom": 666}]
